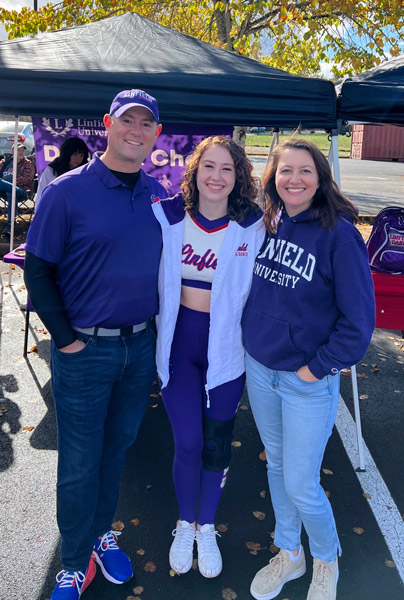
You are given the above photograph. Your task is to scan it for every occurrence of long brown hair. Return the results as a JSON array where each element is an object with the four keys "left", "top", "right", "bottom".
[
  {"left": 262, "top": 138, "right": 359, "bottom": 233},
  {"left": 181, "top": 135, "right": 260, "bottom": 222}
]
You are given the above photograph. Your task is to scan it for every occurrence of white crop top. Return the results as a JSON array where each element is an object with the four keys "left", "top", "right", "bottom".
[{"left": 181, "top": 210, "right": 229, "bottom": 287}]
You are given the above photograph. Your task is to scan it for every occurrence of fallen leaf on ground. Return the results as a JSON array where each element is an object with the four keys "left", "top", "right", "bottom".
[
  {"left": 112, "top": 521, "right": 125, "bottom": 531},
  {"left": 192, "top": 558, "right": 198, "bottom": 570},
  {"left": 246, "top": 542, "right": 261, "bottom": 551},
  {"left": 358, "top": 373, "right": 368, "bottom": 378},
  {"left": 169, "top": 569, "right": 178, "bottom": 577},
  {"left": 325, "top": 491, "right": 330, "bottom": 498},
  {"left": 260, "top": 490, "right": 266, "bottom": 498},
  {"left": 322, "top": 468, "right": 333, "bottom": 475},
  {"left": 144, "top": 561, "right": 156, "bottom": 572},
  {"left": 146, "top": 484, "right": 152, "bottom": 490},
  {"left": 371, "top": 367, "right": 380, "bottom": 373},
  {"left": 133, "top": 587, "right": 144, "bottom": 595},
  {"left": 0, "top": 406, "right": 7, "bottom": 413},
  {"left": 341, "top": 368, "right": 351, "bottom": 376},
  {"left": 259, "top": 450, "right": 267, "bottom": 461},
  {"left": 232, "top": 441, "right": 241, "bottom": 447},
  {"left": 363, "top": 493, "right": 372, "bottom": 500},
  {"left": 28, "top": 346, "right": 37, "bottom": 353},
  {"left": 359, "top": 394, "right": 368, "bottom": 400},
  {"left": 136, "top": 549, "right": 145, "bottom": 556},
  {"left": 360, "top": 363, "right": 368, "bottom": 366},
  {"left": 394, "top": 390, "right": 401, "bottom": 394},
  {"left": 130, "top": 518, "right": 140, "bottom": 526},
  {"left": 270, "top": 543, "right": 280, "bottom": 554},
  {"left": 150, "top": 393, "right": 159, "bottom": 398},
  {"left": 217, "top": 524, "right": 228, "bottom": 532},
  {"left": 222, "top": 588, "right": 237, "bottom": 600},
  {"left": 385, "top": 560, "right": 396, "bottom": 568},
  {"left": 353, "top": 527, "right": 364, "bottom": 535},
  {"left": 240, "top": 405, "right": 249, "bottom": 411},
  {"left": 253, "top": 511, "right": 266, "bottom": 520},
  {"left": 22, "top": 426, "right": 35, "bottom": 432},
  {"left": 150, "top": 403, "right": 158, "bottom": 408}
]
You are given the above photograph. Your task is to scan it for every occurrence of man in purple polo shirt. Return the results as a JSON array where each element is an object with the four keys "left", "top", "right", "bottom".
[{"left": 24, "top": 89, "right": 167, "bottom": 600}]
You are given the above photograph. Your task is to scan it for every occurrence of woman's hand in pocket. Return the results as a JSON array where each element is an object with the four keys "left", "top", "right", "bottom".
[{"left": 296, "top": 365, "right": 319, "bottom": 382}]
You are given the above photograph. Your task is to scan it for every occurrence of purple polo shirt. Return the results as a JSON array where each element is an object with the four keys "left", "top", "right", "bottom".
[{"left": 26, "top": 154, "right": 166, "bottom": 328}]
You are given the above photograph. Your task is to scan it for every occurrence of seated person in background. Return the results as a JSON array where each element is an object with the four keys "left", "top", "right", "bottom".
[
  {"left": 36, "top": 137, "right": 90, "bottom": 208},
  {"left": 0, "top": 142, "right": 35, "bottom": 235}
]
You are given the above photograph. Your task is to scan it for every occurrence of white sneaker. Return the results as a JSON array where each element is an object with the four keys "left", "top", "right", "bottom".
[
  {"left": 196, "top": 523, "right": 222, "bottom": 578},
  {"left": 169, "top": 520, "right": 196, "bottom": 574}
]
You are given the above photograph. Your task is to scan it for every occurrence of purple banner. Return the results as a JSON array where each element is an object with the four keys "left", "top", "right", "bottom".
[{"left": 32, "top": 117, "right": 232, "bottom": 194}]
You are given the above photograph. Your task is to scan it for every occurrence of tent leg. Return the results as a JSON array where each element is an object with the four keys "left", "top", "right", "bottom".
[
  {"left": 350, "top": 364, "right": 366, "bottom": 471},
  {"left": 9, "top": 115, "right": 20, "bottom": 253},
  {"left": 328, "top": 133, "right": 341, "bottom": 188}
]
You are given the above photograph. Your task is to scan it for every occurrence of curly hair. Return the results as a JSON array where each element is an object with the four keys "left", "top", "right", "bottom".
[
  {"left": 181, "top": 136, "right": 260, "bottom": 222},
  {"left": 49, "top": 137, "right": 90, "bottom": 177},
  {"left": 262, "top": 138, "right": 359, "bottom": 233}
]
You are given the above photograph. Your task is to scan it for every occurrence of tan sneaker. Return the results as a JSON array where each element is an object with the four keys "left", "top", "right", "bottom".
[
  {"left": 250, "top": 547, "right": 306, "bottom": 600},
  {"left": 307, "top": 557, "right": 339, "bottom": 600}
]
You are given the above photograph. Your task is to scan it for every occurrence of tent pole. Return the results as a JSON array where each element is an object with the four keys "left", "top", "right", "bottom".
[
  {"left": 265, "top": 128, "right": 279, "bottom": 167},
  {"left": 8, "top": 116, "right": 19, "bottom": 285},
  {"left": 328, "top": 125, "right": 366, "bottom": 471},
  {"left": 9, "top": 116, "right": 19, "bottom": 250},
  {"left": 328, "top": 130, "right": 341, "bottom": 188}
]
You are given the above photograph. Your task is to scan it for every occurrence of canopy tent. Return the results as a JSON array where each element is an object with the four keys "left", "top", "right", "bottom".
[
  {"left": 0, "top": 12, "right": 337, "bottom": 129},
  {"left": 337, "top": 54, "right": 404, "bottom": 125}
]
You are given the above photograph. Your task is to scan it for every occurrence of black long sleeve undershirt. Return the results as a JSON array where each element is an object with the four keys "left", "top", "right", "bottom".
[{"left": 24, "top": 251, "right": 77, "bottom": 349}]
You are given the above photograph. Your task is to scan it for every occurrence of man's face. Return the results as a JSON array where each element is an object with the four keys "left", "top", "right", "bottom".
[
  {"left": 15, "top": 146, "right": 25, "bottom": 161},
  {"left": 103, "top": 106, "right": 161, "bottom": 171}
]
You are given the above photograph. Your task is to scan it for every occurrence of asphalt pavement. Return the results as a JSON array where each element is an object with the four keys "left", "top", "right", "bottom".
[{"left": 1, "top": 157, "right": 404, "bottom": 600}]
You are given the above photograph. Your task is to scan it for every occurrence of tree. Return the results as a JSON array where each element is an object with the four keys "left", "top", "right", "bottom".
[{"left": 0, "top": 1, "right": 403, "bottom": 77}]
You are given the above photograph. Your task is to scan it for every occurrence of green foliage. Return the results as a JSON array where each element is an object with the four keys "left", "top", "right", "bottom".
[{"left": 0, "top": 1, "right": 403, "bottom": 76}]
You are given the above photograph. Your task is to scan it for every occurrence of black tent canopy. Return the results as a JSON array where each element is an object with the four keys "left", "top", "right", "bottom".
[
  {"left": 337, "top": 54, "right": 404, "bottom": 125},
  {"left": 0, "top": 12, "right": 336, "bottom": 128}
]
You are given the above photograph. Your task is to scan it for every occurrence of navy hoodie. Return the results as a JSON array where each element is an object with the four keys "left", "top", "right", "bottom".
[{"left": 242, "top": 208, "right": 376, "bottom": 379}]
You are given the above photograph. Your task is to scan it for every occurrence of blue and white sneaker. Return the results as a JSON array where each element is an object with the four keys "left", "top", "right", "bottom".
[
  {"left": 92, "top": 530, "right": 133, "bottom": 584},
  {"left": 51, "top": 559, "right": 96, "bottom": 599}
]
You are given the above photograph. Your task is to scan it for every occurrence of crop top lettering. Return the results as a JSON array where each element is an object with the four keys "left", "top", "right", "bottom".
[{"left": 181, "top": 210, "right": 229, "bottom": 290}]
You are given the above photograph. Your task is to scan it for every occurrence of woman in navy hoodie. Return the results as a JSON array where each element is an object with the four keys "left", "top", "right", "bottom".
[{"left": 242, "top": 139, "right": 375, "bottom": 600}]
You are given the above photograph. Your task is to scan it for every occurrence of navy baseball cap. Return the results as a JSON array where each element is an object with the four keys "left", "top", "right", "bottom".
[{"left": 109, "top": 89, "right": 159, "bottom": 122}]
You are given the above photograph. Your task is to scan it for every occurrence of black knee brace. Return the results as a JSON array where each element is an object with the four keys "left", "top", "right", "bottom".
[{"left": 202, "top": 414, "right": 236, "bottom": 472}]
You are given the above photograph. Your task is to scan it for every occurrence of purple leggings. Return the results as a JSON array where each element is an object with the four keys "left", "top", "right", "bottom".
[{"left": 162, "top": 304, "right": 245, "bottom": 525}]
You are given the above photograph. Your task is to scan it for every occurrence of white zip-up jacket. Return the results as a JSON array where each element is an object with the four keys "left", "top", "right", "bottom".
[{"left": 152, "top": 193, "right": 265, "bottom": 402}]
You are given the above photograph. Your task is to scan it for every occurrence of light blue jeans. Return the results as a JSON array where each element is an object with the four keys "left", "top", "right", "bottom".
[{"left": 245, "top": 352, "right": 341, "bottom": 562}]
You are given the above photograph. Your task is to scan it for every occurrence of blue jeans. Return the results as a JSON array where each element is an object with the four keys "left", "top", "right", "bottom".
[
  {"left": 245, "top": 352, "right": 341, "bottom": 562},
  {"left": 0, "top": 178, "right": 26, "bottom": 222},
  {"left": 51, "top": 326, "right": 156, "bottom": 571}
]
